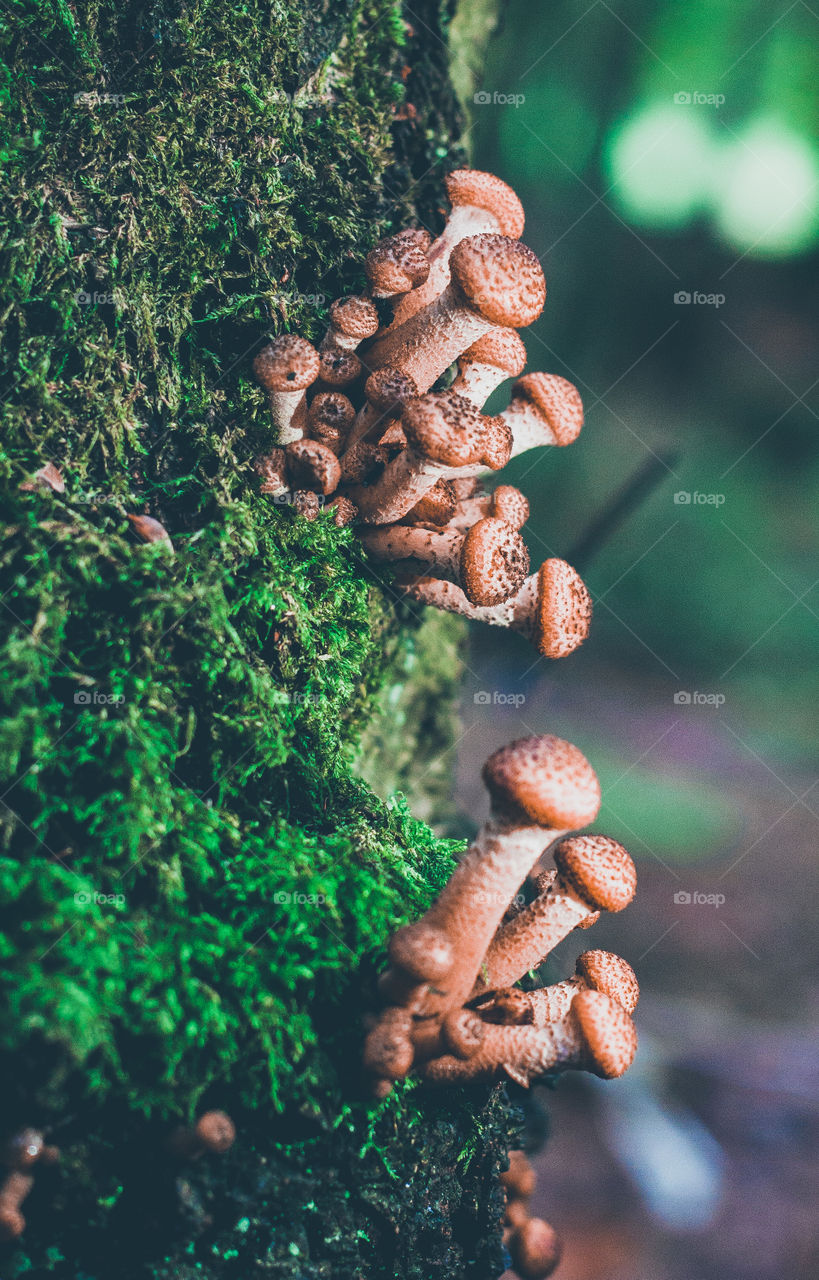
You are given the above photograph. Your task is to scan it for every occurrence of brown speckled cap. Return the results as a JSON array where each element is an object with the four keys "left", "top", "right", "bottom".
[
  {"left": 327, "top": 495, "right": 358, "bottom": 527},
  {"left": 403, "top": 391, "right": 494, "bottom": 467},
  {"left": 445, "top": 169, "right": 525, "bottom": 239},
  {"left": 513, "top": 373, "right": 583, "bottom": 446},
  {"left": 482, "top": 735, "right": 601, "bottom": 829},
  {"left": 364, "top": 366, "right": 418, "bottom": 411},
  {"left": 571, "top": 988, "right": 638, "bottom": 1078},
  {"left": 576, "top": 950, "right": 640, "bottom": 1014},
  {"left": 195, "top": 1111, "right": 236, "bottom": 1154},
  {"left": 317, "top": 345, "right": 361, "bottom": 387},
  {"left": 491, "top": 485, "right": 530, "bottom": 529},
  {"left": 450, "top": 234, "right": 546, "bottom": 328},
  {"left": 534, "top": 558, "right": 592, "bottom": 658},
  {"left": 459, "top": 517, "right": 530, "bottom": 607},
  {"left": 308, "top": 391, "right": 355, "bottom": 432},
  {"left": 366, "top": 229, "right": 432, "bottom": 296},
  {"left": 400, "top": 478, "right": 456, "bottom": 527},
  {"left": 460, "top": 327, "right": 527, "bottom": 376},
  {"left": 253, "top": 335, "right": 320, "bottom": 392},
  {"left": 328, "top": 295, "right": 379, "bottom": 340},
  {"left": 553, "top": 835, "right": 637, "bottom": 912},
  {"left": 285, "top": 439, "right": 341, "bottom": 496}
]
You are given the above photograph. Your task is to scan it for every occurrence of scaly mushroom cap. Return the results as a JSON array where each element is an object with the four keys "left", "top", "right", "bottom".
[
  {"left": 401, "top": 479, "right": 456, "bottom": 527},
  {"left": 388, "top": 921, "right": 454, "bottom": 982},
  {"left": 482, "top": 735, "right": 601, "bottom": 829},
  {"left": 195, "top": 1111, "right": 236, "bottom": 1154},
  {"left": 403, "top": 391, "right": 512, "bottom": 470},
  {"left": 442, "top": 1008, "right": 485, "bottom": 1058},
  {"left": 340, "top": 441, "right": 386, "bottom": 485},
  {"left": 460, "top": 327, "right": 527, "bottom": 377},
  {"left": 534, "top": 558, "right": 593, "bottom": 658},
  {"left": 363, "top": 1008, "right": 415, "bottom": 1078},
  {"left": 285, "top": 440, "right": 341, "bottom": 496},
  {"left": 491, "top": 485, "right": 530, "bottom": 529},
  {"left": 327, "top": 495, "right": 358, "bottom": 527},
  {"left": 254, "top": 449, "right": 288, "bottom": 494},
  {"left": 318, "top": 345, "right": 361, "bottom": 387},
  {"left": 553, "top": 835, "right": 637, "bottom": 912},
  {"left": 510, "top": 1217, "right": 562, "bottom": 1280},
  {"left": 445, "top": 169, "right": 525, "bottom": 239},
  {"left": 571, "top": 988, "right": 638, "bottom": 1078},
  {"left": 459, "top": 517, "right": 530, "bottom": 607},
  {"left": 450, "top": 234, "right": 546, "bottom": 328},
  {"left": 364, "top": 366, "right": 418, "bottom": 413},
  {"left": 328, "top": 295, "right": 379, "bottom": 341},
  {"left": 308, "top": 391, "right": 356, "bottom": 433},
  {"left": 366, "top": 229, "right": 432, "bottom": 296},
  {"left": 513, "top": 373, "right": 583, "bottom": 446},
  {"left": 576, "top": 950, "right": 640, "bottom": 1014},
  {"left": 253, "top": 335, "right": 321, "bottom": 392}
]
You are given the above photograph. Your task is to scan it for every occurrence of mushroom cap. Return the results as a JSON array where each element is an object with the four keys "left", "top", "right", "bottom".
[
  {"left": 570, "top": 988, "right": 638, "bottom": 1079},
  {"left": 445, "top": 169, "right": 525, "bottom": 239},
  {"left": 553, "top": 835, "right": 637, "bottom": 912},
  {"left": 491, "top": 484, "right": 529, "bottom": 529},
  {"left": 363, "top": 1008, "right": 415, "bottom": 1078},
  {"left": 459, "top": 516, "right": 530, "bottom": 607},
  {"left": 459, "top": 327, "right": 527, "bottom": 376},
  {"left": 328, "top": 295, "right": 379, "bottom": 340},
  {"left": 576, "top": 950, "right": 640, "bottom": 1014},
  {"left": 388, "top": 921, "right": 454, "bottom": 982},
  {"left": 253, "top": 335, "right": 321, "bottom": 392},
  {"left": 285, "top": 439, "right": 341, "bottom": 496},
  {"left": 364, "top": 366, "right": 418, "bottom": 412},
  {"left": 442, "top": 1008, "right": 485, "bottom": 1058},
  {"left": 500, "top": 1149, "right": 537, "bottom": 1200},
  {"left": 512, "top": 373, "right": 583, "bottom": 446},
  {"left": 450, "top": 234, "right": 546, "bottom": 328},
  {"left": 481, "top": 415, "right": 514, "bottom": 470},
  {"left": 194, "top": 1111, "right": 236, "bottom": 1154},
  {"left": 533, "top": 558, "right": 592, "bottom": 658},
  {"left": 400, "top": 478, "right": 456, "bottom": 527},
  {"left": 317, "top": 345, "right": 361, "bottom": 387},
  {"left": 340, "top": 441, "right": 386, "bottom": 485},
  {"left": 254, "top": 448, "right": 288, "bottom": 494},
  {"left": 291, "top": 490, "right": 321, "bottom": 521},
  {"left": 366, "top": 229, "right": 432, "bottom": 296},
  {"left": 327, "top": 495, "right": 358, "bottom": 527},
  {"left": 482, "top": 735, "right": 601, "bottom": 830},
  {"left": 509, "top": 1216, "right": 562, "bottom": 1279},
  {"left": 403, "top": 391, "right": 509, "bottom": 469},
  {"left": 127, "top": 514, "right": 172, "bottom": 546},
  {"left": 308, "top": 391, "right": 356, "bottom": 432}
]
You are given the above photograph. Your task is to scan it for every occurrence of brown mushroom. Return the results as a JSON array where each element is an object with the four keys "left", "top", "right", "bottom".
[
  {"left": 450, "top": 327, "right": 528, "bottom": 408},
  {"left": 285, "top": 439, "right": 341, "bottom": 497},
  {"left": 498, "top": 372, "right": 584, "bottom": 462},
  {"left": 473, "top": 949, "right": 640, "bottom": 1025},
  {"left": 253, "top": 335, "right": 321, "bottom": 443},
  {"left": 446, "top": 483, "right": 529, "bottom": 533},
  {"left": 398, "top": 479, "right": 457, "bottom": 528},
  {"left": 168, "top": 1110, "right": 236, "bottom": 1160},
  {"left": 321, "top": 296, "right": 379, "bottom": 353},
  {"left": 365, "top": 229, "right": 432, "bottom": 310},
  {"left": 254, "top": 448, "right": 289, "bottom": 496},
  {"left": 343, "top": 366, "right": 418, "bottom": 454},
  {"left": 307, "top": 392, "right": 355, "bottom": 455},
  {"left": 509, "top": 1216, "right": 563, "bottom": 1279}
]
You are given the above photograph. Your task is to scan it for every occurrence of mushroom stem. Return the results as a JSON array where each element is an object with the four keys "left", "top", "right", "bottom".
[
  {"left": 472, "top": 949, "right": 640, "bottom": 1025},
  {"left": 400, "top": 558, "right": 592, "bottom": 659},
  {"left": 492, "top": 373, "right": 584, "bottom": 467},
  {"left": 0, "top": 1171, "right": 34, "bottom": 1241},
  {"left": 422, "top": 988, "right": 637, "bottom": 1085},
  {"left": 450, "top": 328, "right": 527, "bottom": 409},
  {"left": 253, "top": 336, "right": 321, "bottom": 444},
  {"left": 343, "top": 367, "right": 418, "bottom": 453},
  {"left": 446, "top": 483, "right": 529, "bottom": 532},
  {"left": 473, "top": 836, "right": 637, "bottom": 994}
]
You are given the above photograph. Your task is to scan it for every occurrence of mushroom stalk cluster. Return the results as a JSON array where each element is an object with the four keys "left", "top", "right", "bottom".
[{"left": 251, "top": 169, "right": 593, "bottom": 660}]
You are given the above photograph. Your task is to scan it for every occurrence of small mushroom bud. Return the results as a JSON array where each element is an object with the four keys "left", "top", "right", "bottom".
[
  {"left": 475, "top": 838, "right": 637, "bottom": 994},
  {"left": 365, "top": 229, "right": 432, "bottom": 308},
  {"left": 168, "top": 1110, "right": 236, "bottom": 1160},
  {"left": 316, "top": 344, "right": 362, "bottom": 390},
  {"left": 401, "top": 557, "right": 592, "bottom": 659},
  {"left": 285, "top": 439, "right": 341, "bottom": 497},
  {"left": 501, "top": 1149, "right": 537, "bottom": 1201},
  {"left": 19, "top": 462, "right": 65, "bottom": 494},
  {"left": 474, "top": 950, "right": 640, "bottom": 1026},
  {"left": 307, "top": 392, "right": 355, "bottom": 455},
  {"left": 399, "top": 479, "right": 456, "bottom": 528},
  {"left": 0, "top": 1171, "right": 34, "bottom": 1241},
  {"left": 253, "top": 336, "right": 321, "bottom": 444},
  {"left": 450, "top": 327, "right": 528, "bottom": 408},
  {"left": 327, "top": 495, "right": 358, "bottom": 527},
  {"left": 361, "top": 517, "right": 530, "bottom": 607},
  {"left": 254, "top": 448, "right": 289, "bottom": 496},
  {"left": 398, "top": 735, "right": 601, "bottom": 1061},
  {"left": 441, "top": 1008, "right": 485, "bottom": 1059},
  {"left": 347, "top": 391, "right": 512, "bottom": 525},
  {"left": 446, "top": 483, "right": 529, "bottom": 533},
  {"left": 390, "top": 170, "right": 525, "bottom": 326},
  {"left": 498, "top": 373, "right": 583, "bottom": 463},
  {"left": 321, "top": 295, "right": 379, "bottom": 354},
  {"left": 364, "top": 234, "right": 546, "bottom": 393},
  {"left": 127, "top": 514, "right": 173, "bottom": 549},
  {"left": 363, "top": 1007, "right": 415, "bottom": 1080},
  {"left": 509, "top": 1217, "right": 563, "bottom": 1279},
  {"left": 343, "top": 367, "right": 418, "bottom": 453},
  {"left": 422, "top": 988, "right": 637, "bottom": 1086}
]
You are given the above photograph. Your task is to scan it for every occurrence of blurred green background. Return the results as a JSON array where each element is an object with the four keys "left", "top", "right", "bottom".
[{"left": 444, "top": 4, "right": 819, "bottom": 1277}]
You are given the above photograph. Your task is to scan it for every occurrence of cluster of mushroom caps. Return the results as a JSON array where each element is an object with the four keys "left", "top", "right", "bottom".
[{"left": 253, "top": 169, "right": 592, "bottom": 660}]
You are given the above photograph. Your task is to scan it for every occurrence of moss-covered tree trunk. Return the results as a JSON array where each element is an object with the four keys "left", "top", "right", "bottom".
[{"left": 0, "top": 2, "right": 515, "bottom": 1277}]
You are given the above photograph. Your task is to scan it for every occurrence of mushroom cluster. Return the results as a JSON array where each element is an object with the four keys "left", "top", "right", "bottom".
[
  {"left": 252, "top": 169, "right": 592, "bottom": 660},
  {"left": 363, "top": 734, "right": 638, "bottom": 1097},
  {"left": 502, "top": 1151, "right": 562, "bottom": 1280}
]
